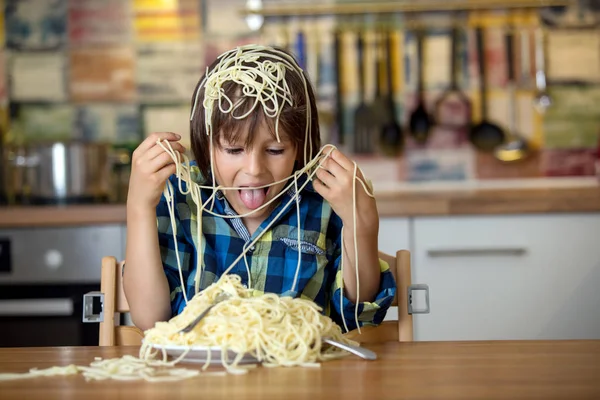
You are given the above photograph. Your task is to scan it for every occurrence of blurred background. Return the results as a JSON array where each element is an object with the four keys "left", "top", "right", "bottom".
[
  {"left": 0, "top": 0, "right": 599, "bottom": 348},
  {"left": 0, "top": 0, "right": 598, "bottom": 204}
]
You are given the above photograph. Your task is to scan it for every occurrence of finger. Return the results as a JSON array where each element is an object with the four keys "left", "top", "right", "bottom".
[
  {"left": 149, "top": 151, "right": 179, "bottom": 173},
  {"left": 136, "top": 132, "right": 182, "bottom": 154},
  {"left": 315, "top": 166, "right": 336, "bottom": 187},
  {"left": 155, "top": 162, "right": 177, "bottom": 183},
  {"left": 312, "top": 176, "right": 330, "bottom": 196},
  {"left": 319, "top": 156, "right": 346, "bottom": 178},
  {"left": 329, "top": 149, "right": 355, "bottom": 172},
  {"left": 145, "top": 141, "right": 186, "bottom": 162}
]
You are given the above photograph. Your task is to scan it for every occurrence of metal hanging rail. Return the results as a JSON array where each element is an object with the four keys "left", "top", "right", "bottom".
[{"left": 240, "top": 0, "right": 574, "bottom": 17}]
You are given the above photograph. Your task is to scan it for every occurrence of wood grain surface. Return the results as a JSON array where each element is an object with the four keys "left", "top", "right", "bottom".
[{"left": 0, "top": 341, "right": 599, "bottom": 400}]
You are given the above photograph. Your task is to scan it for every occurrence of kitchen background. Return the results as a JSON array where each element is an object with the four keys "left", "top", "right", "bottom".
[
  {"left": 0, "top": 0, "right": 599, "bottom": 205},
  {"left": 0, "top": 0, "right": 599, "bottom": 348}
]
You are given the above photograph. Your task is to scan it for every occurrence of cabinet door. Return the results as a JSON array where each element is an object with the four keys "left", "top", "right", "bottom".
[
  {"left": 412, "top": 213, "right": 600, "bottom": 341},
  {"left": 378, "top": 217, "right": 411, "bottom": 255},
  {"left": 378, "top": 217, "right": 411, "bottom": 322}
]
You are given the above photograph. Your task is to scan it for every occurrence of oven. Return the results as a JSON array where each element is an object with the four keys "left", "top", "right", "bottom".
[{"left": 0, "top": 224, "right": 125, "bottom": 347}]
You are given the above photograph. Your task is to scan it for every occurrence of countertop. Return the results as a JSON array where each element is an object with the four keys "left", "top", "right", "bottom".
[
  {"left": 1, "top": 178, "right": 599, "bottom": 227},
  {"left": 0, "top": 341, "right": 599, "bottom": 400}
]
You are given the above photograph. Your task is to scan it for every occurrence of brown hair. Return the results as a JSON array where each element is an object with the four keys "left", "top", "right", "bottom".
[{"left": 189, "top": 46, "right": 321, "bottom": 179}]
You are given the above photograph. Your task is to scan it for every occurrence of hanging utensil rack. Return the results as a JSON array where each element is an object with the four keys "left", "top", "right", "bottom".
[{"left": 240, "top": 0, "right": 574, "bottom": 18}]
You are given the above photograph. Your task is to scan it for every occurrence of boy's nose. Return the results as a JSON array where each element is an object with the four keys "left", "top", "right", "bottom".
[{"left": 246, "top": 152, "right": 266, "bottom": 176}]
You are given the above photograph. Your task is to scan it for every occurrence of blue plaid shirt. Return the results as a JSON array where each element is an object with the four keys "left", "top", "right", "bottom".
[{"left": 156, "top": 164, "right": 396, "bottom": 332}]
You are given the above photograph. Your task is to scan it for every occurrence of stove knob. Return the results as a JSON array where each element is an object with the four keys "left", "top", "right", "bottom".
[{"left": 45, "top": 250, "right": 63, "bottom": 270}]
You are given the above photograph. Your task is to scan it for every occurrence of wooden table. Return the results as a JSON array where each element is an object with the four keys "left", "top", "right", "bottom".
[{"left": 0, "top": 341, "right": 599, "bottom": 400}]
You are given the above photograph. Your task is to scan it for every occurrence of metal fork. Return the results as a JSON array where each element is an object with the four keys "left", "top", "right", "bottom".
[
  {"left": 178, "top": 292, "right": 230, "bottom": 334},
  {"left": 323, "top": 338, "right": 377, "bottom": 360}
]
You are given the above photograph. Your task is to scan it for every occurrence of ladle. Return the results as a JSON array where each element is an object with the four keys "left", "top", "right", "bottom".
[
  {"left": 469, "top": 27, "right": 505, "bottom": 152},
  {"left": 379, "top": 30, "right": 404, "bottom": 156},
  {"left": 494, "top": 29, "right": 531, "bottom": 163},
  {"left": 408, "top": 29, "right": 432, "bottom": 144}
]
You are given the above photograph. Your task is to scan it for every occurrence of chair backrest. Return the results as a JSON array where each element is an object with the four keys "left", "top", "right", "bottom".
[
  {"left": 98, "top": 249, "right": 413, "bottom": 346},
  {"left": 99, "top": 256, "right": 144, "bottom": 346},
  {"left": 345, "top": 250, "right": 414, "bottom": 343}
]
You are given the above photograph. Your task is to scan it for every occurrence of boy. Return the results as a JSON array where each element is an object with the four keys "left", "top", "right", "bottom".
[{"left": 123, "top": 45, "right": 396, "bottom": 333}]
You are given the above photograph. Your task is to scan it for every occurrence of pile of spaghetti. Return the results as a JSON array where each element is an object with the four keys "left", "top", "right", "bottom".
[
  {"left": 142, "top": 274, "right": 356, "bottom": 370},
  {"left": 0, "top": 274, "right": 358, "bottom": 382}
]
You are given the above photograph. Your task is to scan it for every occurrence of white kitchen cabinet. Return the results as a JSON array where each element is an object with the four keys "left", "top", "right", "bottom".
[
  {"left": 378, "top": 217, "right": 411, "bottom": 254},
  {"left": 411, "top": 213, "right": 600, "bottom": 341},
  {"left": 378, "top": 217, "right": 411, "bottom": 321}
]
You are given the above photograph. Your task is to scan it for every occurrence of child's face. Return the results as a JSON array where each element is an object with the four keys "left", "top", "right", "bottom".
[{"left": 213, "top": 120, "right": 297, "bottom": 227}]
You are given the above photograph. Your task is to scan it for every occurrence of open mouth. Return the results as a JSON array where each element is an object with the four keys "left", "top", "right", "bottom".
[
  {"left": 238, "top": 185, "right": 270, "bottom": 210},
  {"left": 238, "top": 186, "right": 269, "bottom": 195}
]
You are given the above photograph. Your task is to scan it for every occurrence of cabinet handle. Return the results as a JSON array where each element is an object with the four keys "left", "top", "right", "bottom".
[
  {"left": 427, "top": 248, "right": 527, "bottom": 258},
  {"left": 0, "top": 298, "right": 73, "bottom": 316}
]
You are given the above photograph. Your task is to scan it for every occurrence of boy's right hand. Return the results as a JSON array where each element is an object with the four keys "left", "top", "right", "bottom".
[{"left": 127, "top": 132, "right": 186, "bottom": 210}]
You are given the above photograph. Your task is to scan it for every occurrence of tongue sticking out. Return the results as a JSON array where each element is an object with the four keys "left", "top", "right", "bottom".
[{"left": 239, "top": 188, "right": 266, "bottom": 210}]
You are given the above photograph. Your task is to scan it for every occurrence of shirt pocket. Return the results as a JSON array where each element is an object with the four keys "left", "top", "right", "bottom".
[{"left": 279, "top": 237, "right": 326, "bottom": 256}]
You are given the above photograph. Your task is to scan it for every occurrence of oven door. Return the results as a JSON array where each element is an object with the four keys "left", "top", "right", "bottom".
[
  {"left": 0, "top": 225, "right": 124, "bottom": 347},
  {"left": 0, "top": 283, "right": 100, "bottom": 347}
]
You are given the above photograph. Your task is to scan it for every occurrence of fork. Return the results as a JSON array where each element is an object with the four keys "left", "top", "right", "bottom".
[
  {"left": 178, "top": 292, "right": 230, "bottom": 334},
  {"left": 322, "top": 338, "right": 377, "bottom": 360}
]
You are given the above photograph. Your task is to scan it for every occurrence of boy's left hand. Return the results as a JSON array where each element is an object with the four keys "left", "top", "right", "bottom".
[{"left": 312, "top": 149, "right": 378, "bottom": 234}]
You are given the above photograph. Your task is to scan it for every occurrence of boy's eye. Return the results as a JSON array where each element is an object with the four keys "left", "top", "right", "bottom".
[
  {"left": 225, "top": 147, "right": 243, "bottom": 155},
  {"left": 267, "top": 149, "right": 285, "bottom": 155}
]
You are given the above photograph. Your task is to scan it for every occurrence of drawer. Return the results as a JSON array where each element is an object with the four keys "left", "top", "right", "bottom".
[{"left": 411, "top": 213, "right": 600, "bottom": 341}]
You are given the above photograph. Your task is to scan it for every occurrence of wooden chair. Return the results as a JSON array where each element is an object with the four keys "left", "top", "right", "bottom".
[
  {"left": 85, "top": 250, "right": 426, "bottom": 346},
  {"left": 346, "top": 250, "right": 420, "bottom": 344},
  {"left": 82, "top": 256, "right": 144, "bottom": 346}
]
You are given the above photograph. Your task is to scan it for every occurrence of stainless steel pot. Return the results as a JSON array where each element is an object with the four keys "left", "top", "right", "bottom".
[{"left": 6, "top": 141, "right": 127, "bottom": 204}]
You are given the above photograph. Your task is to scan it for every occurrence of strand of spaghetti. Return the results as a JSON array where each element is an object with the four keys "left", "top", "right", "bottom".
[
  {"left": 339, "top": 226, "right": 349, "bottom": 333},
  {"left": 352, "top": 161, "right": 361, "bottom": 334},
  {"left": 161, "top": 160, "right": 224, "bottom": 304},
  {"left": 291, "top": 169, "right": 302, "bottom": 292},
  {"left": 242, "top": 242, "right": 252, "bottom": 288},
  {"left": 164, "top": 144, "right": 340, "bottom": 220},
  {"left": 162, "top": 143, "right": 373, "bottom": 206},
  {"left": 163, "top": 180, "right": 188, "bottom": 303}
]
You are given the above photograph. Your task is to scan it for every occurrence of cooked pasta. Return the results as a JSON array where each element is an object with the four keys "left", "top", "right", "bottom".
[{"left": 142, "top": 274, "right": 357, "bottom": 374}]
